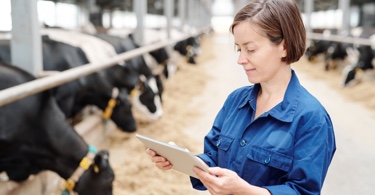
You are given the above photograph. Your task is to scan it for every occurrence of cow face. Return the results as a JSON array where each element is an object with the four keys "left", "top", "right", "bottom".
[
  {"left": 305, "top": 40, "right": 331, "bottom": 63},
  {"left": 106, "top": 65, "right": 140, "bottom": 92},
  {"left": 130, "top": 76, "right": 163, "bottom": 122},
  {"left": 149, "top": 47, "right": 178, "bottom": 78},
  {"left": 341, "top": 45, "right": 374, "bottom": 87},
  {"left": 110, "top": 88, "right": 137, "bottom": 132},
  {"left": 149, "top": 48, "right": 169, "bottom": 66},
  {"left": 74, "top": 150, "right": 114, "bottom": 195},
  {"left": 173, "top": 36, "right": 201, "bottom": 65}
]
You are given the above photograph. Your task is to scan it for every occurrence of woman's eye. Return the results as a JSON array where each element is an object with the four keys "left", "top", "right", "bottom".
[{"left": 247, "top": 50, "right": 255, "bottom": 53}]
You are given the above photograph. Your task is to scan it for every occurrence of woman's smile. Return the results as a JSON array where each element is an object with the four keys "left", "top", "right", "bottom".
[{"left": 244, "top": 68, "right": 255, "bottom": 74}]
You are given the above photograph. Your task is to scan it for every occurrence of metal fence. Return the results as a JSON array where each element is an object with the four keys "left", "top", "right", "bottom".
[{"left": 0, "top": 33, "right": 197, "bottom": 106}]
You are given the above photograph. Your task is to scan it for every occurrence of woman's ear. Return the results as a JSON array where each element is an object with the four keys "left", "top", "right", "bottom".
[
  {"left": 280, "top": 40, "right": 288, "bottom": 58},
  {"left": 279, "top": 40, "right": 287, "bottom": 60}
]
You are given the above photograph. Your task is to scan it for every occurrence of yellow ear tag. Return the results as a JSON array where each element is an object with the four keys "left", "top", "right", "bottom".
[
  {"left": 94, "top": 165, "right": 100, "bottom": 173},
  {"left": 65, "top": 178, "right": 75, "bottom": 191},
  {"left": 130, "top": 89, "right": 137, "bottom": 97}
]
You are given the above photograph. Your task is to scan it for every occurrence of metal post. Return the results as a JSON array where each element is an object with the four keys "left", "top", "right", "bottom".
[
  {"left": 178, "top": 0, "right": 186, "bottom": 30},
  {"left": 194, "top": 0, "right": 198, "bottom": 29},
  {"left": 339, "top": 0, "right": 351, "bottom": 35},
  {"left": 202, "top": 0, "right": 212, "bottom": 29},
  {"left": 304, "top": 0, "right": 313, "bottom": 33},
  {"left": 10, "top": 0, "right": 42, "bottom": 75},
  {"left": 204, "top": 0, "right": 213, "bottom": 29},
  {"left": 187, "top": 0, "right": 194, "bottom": 30},
  {"left": 133, "top": 0, "right": 146, "bottom": 45},
  {"left": 164, "top": 0, "right": 174, "bottom": 39},
  {"left": 198, "top": 0, "right": 203, "bottom": 29}
]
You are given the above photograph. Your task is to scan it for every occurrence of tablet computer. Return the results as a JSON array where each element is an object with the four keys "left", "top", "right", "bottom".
[{"left": 136, "top": 134, "right": 209, "bottom": 178}]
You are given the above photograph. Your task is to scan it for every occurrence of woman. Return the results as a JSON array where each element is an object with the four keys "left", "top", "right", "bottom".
[{"left": 146, "top": 0, "right": 336, "bottom": 194}]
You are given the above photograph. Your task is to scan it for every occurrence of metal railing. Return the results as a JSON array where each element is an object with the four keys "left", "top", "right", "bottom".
[
  {"left": 0, "top": 33, "right": 197, "bottom": 107},
  {"left": 307, "top": 32, "right": 374, "bottom": 46}
]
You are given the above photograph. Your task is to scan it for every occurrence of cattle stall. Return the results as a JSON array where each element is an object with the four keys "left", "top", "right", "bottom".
[
  {"left": 305, "top": 29, "right": 375, "bottom": 87},
  {"left": 0, "top": 0, "right": 212, "bottom": 194}
]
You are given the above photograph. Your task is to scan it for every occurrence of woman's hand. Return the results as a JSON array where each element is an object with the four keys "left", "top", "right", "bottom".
[
  {"left": 193, "top": 166, "right": 271, "bottom": 195},
  {"left": 145, "top": 148, "right": 173, "bottom": 170},
  {"left": 193, "top": 166, "right": 241, "bottom": 195}
]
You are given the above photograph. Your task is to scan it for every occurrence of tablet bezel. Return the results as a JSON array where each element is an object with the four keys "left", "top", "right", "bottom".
[{"left": 136, "top": 134, "right": 209, "bottom": 178}]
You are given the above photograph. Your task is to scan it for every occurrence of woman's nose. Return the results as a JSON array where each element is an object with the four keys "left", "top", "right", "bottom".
[{"left": 237, "top": 53, "right": 247, "bottom": 65}]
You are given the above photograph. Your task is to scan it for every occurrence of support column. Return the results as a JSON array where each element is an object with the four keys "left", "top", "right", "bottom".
[
  {"left": 164, "top": 0, "right": 174, "bottom": 39},
  {"left": 178, "top": 0, "right": 186, "bottom": 30},
  {"left": 11, "top": 0, "right": 42, "bottom": 75},
  {"left": 339, "top": 0, "right": 351, "bottom": 35},
  {"left": 133, "top": 0, "right": 146, "bottom": 45},
  {"left": 304, "top": 0, "right": 313, "bottom": 33}
]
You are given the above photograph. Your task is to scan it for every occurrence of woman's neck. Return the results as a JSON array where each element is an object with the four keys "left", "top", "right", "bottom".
[{"left": 255, "top": 66, "right": 292, "bottom": 119}]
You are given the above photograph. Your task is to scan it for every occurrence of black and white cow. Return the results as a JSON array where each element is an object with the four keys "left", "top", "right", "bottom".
[
  {"left": 341, "top": 44, "right": 374, "bottom": 87},
  {"left": 0, "top": 36, "right": 138, "bottom": 132},
  {"left": 42, "top": 35, "right": 138, "bottom": 130},
  {"left": 41, "top": 28, "right": 164, "bottom": 121},
  {"left": 325, "top": 42, "right": 349, "bottom": 71},
  {"left": 305, "top": 39, "right": 332, "bottom": 63},
  {"left": 94, "top": 32, "right": 166, "bottom": 104},
  {"left": 340, "top": 27, "right": 375, "bottom": 87},
  {"left": 305, "top": 39, "right": 349, "bottom": 71},
  {"left": 99, "top": 29, "right": 174, "bottom": 79},
  {"left": 0, "top": 61, "right": 114, "bottom": 195},
  {"left": 173, "top": 36, "right": 201, "bottom": 64}
]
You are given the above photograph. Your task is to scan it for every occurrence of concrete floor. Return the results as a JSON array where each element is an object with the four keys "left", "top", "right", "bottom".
[{"left": 184, "top": 32, "right": 375, "bottom": 195}]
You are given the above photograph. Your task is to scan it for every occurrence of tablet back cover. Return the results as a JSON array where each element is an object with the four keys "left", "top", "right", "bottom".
[{"left": 136, "top": 134, "right": 208, "bottom": 178}]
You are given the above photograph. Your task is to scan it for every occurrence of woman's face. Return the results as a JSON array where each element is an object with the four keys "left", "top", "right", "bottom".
[{"left": 233, "top": 21, "right": 287, "bottom": 84}]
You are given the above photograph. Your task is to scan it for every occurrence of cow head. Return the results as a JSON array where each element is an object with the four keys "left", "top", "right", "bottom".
[
  {"left": 75, "top": 71, "right": 137, "bottom": 132},
  {"left": 130, "top": 75, "right": 163, "bottom": 122},
  {"left": 73, "top": 150, "right": 114, "bottom": 195},
  {"left": 305, "top": 40, "right": 332, "bottom": 63},
  {"left": 173, "top": 37, "right": 200, "bottom": 65},
  {"left": 104, "top": 88, "right": 137, "bottom": 132},
  {"left": 341, "top": 45, "right": 374, "bottom": 87},
  {"left": 148, "top": 47, "right": 178, "bottom": 79}
]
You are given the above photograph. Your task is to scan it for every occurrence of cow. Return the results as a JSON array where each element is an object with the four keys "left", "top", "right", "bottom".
[
  {"left": 41, "top": 28, "right": 164, "bottom": 122},
  {"left": 325, "top": 41, "right": 349, "bottom": 71},
  {"left": 0, "top": 36, "right": 138, "bottom": 132},
  {"left": 305, "top": 39, "right": 349, "bottom": 71},
  {"left": 341, "top": 27, "right": 375, "bottom": 87},
  {"left": 93, "top": 32, "right": 166, "bottom": 103},
  {"left": 305, "top": 39, "right": 331, "bottom": 63},
  {"left": 0, "top": 61, "right": 114, "bottom": 195},
  {"left": 341, "top": 45, "right": 374, "bottom": 87},
  {"left": 173, "top": 36, "right": 201, "bottom": 64}
]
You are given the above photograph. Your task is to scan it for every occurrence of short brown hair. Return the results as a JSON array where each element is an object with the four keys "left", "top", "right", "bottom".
[{"left": 230, "top": 0, "right": 306, "bottom": 64}]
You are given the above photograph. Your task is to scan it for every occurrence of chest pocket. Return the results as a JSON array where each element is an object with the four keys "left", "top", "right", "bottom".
[
  {"left": 216, "top": 135, "right": 234, "bottom": 167},
  {"left": 216, "top": 135, "right": 234, "bottom": 151},
  {"left": 247, "top": 145, "right": 293, "bottom": 172}
]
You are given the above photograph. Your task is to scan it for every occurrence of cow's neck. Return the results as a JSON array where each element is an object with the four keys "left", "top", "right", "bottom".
[{"left": 40, "top": 96, "right": 89, "bottom": 179}]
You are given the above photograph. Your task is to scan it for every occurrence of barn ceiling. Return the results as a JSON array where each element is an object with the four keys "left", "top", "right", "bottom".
[
  {"left": 296, "top": 0, "right": 375, "bottom": 12},
  {"left": 43, "top": 0, "right": 375, "bottom": 14}
]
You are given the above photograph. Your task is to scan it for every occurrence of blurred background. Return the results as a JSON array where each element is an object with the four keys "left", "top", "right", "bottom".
[
  {"left": 1, "top": 0, "right": 374, "bottom": 32},
  {"left": 0, "top": 0, "right": 375, "bottom": 195}
]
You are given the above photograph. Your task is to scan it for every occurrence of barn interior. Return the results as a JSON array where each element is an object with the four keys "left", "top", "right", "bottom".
[{"left": 0, "top": 0, "right": 375, "bottom": 195}]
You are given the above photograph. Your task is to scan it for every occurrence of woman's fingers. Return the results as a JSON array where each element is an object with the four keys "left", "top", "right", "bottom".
[
  {"left": 145, "top": 148, "right": 156, "bottom": 156},
  {"left": 146, "top": 148, "right": 173, "bottom": 170}
]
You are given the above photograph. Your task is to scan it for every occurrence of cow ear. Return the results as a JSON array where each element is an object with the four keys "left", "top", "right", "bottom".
[{"left": 92, "top": 150, "right": 110, "bottom": 174}]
